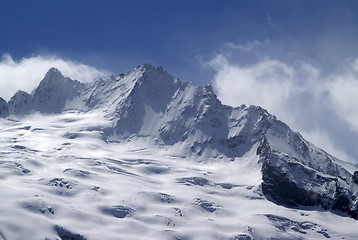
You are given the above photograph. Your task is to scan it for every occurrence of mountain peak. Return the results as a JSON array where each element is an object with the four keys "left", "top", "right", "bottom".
[
  {"left": 131, "top": 64, "right": 170, "bottom": 79},
  {"left": 127, "top": 64, "right": 176, "bottom": 96},
  {"left": 43, "top": 67, "right": 64, "bottom": 82},
  {"left": 31, "top": 68, "right": 84, "bottom": 113},
  {"left": 139, "top": 63, "right": 155, "bottom": 70},
  {"left": 135, "top": 63, "right": 163, "bottom": 72},
  {"left": 47, "top": 67, "right": 61, "bottom": 73},
  {"left": 8, "top": 90, "right": 32, "bottom": 115}
]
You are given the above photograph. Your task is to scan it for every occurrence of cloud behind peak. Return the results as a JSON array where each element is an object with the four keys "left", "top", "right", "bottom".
[{"left": 0, "top": 54, "right": 109, "bottom": 101}]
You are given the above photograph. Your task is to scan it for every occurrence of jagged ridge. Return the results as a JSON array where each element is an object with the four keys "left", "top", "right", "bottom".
[{"left": 2, "top": 64, "right": 358, "bottom": 220}]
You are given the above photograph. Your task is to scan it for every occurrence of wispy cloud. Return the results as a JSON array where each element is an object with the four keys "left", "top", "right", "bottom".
[
  {"left": 0, "top": 54, "right": 110, "bottom": 101},
  {"left": 225, "top": 39, "right": 270, "bottom": 52},
  {"left": 207, "top": 53, "right": 358, "bottom": 163},
  {"left": 266, "top": 13, "right": 276, "bottom": 27}
]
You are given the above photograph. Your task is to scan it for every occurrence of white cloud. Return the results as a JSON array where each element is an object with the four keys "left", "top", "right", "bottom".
[
  {"left": 326, "top": 59, "right": 358, "bottom": 134},
  {"left": 208, "top": 54, "right": 312, "bottom": 124},
  {"left": 0, "top": 54, "right": 110, "bottom": 101},
  {"left": 208, "top": 54, "right": 358, "bottom": 163},
  {"left": 300, "top": 129, "right": 351, "bottom": 162}
]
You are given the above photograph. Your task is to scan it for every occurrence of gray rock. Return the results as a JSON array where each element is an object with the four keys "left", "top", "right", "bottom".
[{"left": 0, "top": 97, "right": 8, "bottom": 118}]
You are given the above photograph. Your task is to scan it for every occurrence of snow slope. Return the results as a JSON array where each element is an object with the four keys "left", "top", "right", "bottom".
[{"left": 0, "top": 65, "right": 358, "bottom": 239}]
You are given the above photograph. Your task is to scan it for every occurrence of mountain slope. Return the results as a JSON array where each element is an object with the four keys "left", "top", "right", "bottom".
[{"left": 1, "top": 64, "right": 358, "bottom": 239}]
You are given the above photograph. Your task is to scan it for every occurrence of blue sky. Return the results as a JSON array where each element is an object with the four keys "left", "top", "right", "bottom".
[
  {"left": 1, "top": 0, "right": 358, "bottom": 163},
  {"left": 2, "top": 0, "right": 357, "bottom": 82}
]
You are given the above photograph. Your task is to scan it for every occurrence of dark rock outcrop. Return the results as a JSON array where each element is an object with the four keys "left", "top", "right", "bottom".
[
  {"left": 258, "top": 126, "right": 358, "bottom": 219},
  {"left": 0, "top": 97, "right": 8, "bottom": 118}
]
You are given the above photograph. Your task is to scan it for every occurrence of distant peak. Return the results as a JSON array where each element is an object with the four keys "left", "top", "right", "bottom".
[
  {"left": 141, "top": 63, "right": 154, "bottom": 69},
  {"left": 46, "top": 67, "right": 62, "bottom": 75},
  {"left": 125, "top": 64, "right": 174, "bottom": 87},
  {"left": 133, "top": 63, "right": 166, "bottom": 74},
  {"left": 43, "top": 67, "right": 64, "bottom": 81}
]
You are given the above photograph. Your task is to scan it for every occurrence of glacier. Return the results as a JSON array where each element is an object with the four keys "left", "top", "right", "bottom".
[{"left": 0, "top": 64, "right": 358, "bottom": 239}]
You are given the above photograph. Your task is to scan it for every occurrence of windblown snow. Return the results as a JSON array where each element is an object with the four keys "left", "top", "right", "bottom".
[{"left": 0, "top": 64, "right": 358, "bottom": 240}]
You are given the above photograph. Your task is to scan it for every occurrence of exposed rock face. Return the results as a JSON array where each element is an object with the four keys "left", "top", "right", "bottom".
[
  {"left": 258, "top": 121, "right": 358, "bottom": 219},
  {"left": 352, "top": 171, "right": 358, "bottom": 184},
  {"left": 0, "top": 97, "right": 9, "bottom": 118}
]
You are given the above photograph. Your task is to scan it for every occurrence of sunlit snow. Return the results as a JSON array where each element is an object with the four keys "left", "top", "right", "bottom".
[{"left": 1, "top": 65, "right": 358, "bottom": 240}]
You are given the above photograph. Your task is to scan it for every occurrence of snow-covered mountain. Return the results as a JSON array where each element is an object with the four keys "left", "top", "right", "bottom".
[{"left": 1, "top": 64, "right": 358, "bottom": 240}]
